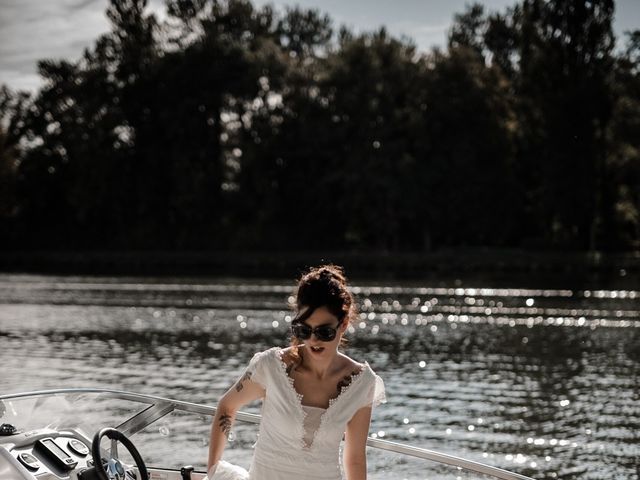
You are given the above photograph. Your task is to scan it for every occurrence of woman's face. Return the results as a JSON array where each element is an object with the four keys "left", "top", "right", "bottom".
[{"left": 296, "top": 305, "right": 347, "bottom": 357}]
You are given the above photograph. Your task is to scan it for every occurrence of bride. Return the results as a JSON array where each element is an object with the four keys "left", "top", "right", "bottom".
[{"left": 207, "top": 265, "right": 385, "bottom": 480}]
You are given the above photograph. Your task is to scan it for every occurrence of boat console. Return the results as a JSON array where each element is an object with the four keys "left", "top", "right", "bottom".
[{"left": 0, "top": 425, "right": 135, "bottom": 480}]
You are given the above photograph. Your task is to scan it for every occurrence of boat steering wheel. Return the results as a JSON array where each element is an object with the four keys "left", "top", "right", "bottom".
[{"left": 91, "top": 428, "right": 149, "bottom": 480}]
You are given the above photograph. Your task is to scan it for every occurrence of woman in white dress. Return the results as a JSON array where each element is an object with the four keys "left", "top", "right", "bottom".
[{"left": 207, "top": 265, "right": 385, "bottom": 480}]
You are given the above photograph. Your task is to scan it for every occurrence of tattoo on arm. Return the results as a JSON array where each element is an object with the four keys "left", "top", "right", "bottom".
[
  {"left": 235, "top": 371, "right": 252, "bottom": 392},
  {"left": 219, "top": 413, "right": 232, "bottom": 438}
]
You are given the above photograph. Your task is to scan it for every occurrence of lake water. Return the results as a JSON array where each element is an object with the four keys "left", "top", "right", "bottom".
[{"left": 0, "top": 273, "right": 638, "bottom": 479}]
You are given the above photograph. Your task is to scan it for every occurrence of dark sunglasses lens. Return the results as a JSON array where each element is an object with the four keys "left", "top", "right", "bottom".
[
  {"left": 314, "top": 326, "right": 337, "bottom": 341},
  {"left": 292, "top": 324, "right": 311, "bottom": 340}
]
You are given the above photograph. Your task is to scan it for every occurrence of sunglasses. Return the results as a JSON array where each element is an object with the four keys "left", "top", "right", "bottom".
[{"left": 291, "top": 321, "right": 342, "bottom": 342}]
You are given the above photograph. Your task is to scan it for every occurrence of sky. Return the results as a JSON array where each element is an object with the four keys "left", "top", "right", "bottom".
[{"left": 1, "top": 0, "right": 639, "bottom": 92}]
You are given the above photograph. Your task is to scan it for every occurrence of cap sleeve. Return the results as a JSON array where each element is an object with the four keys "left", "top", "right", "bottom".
[
  {"left": 244, "top": 350, "right": 269, "bottom": 389},
  {"left": 360, "top": 370, "right": 386, "bottom": 410}
]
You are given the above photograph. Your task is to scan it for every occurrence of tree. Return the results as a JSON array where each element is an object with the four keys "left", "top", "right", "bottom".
[
  {"left": 228, "top": 6, "right": 335, "bottom": 249},
  {"left": 516, "top": 0, "right": 616, "bottom": 249},
  {"left": 322, "top": 29, "right": 426, "bottom": 251},
  {"left": 0, "top": 86, "right": 29, "bottom": 216},
  {"left": 152, "top": 0, "right": 283, "bottom": 248},
  {"left": 16, "top": 34, "right": 132, "bottom": 249},
  {"left": 5, "top": 0, "right": 637, "bottom": 254},
  {"left": 606, "top": 31, "right": 640, "bottom": 249},
  {"left": 418, "top": 44, "right": 520, "bottom": 248}
]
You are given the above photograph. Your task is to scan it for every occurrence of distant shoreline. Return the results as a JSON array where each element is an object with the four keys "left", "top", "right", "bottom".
[{"left": 1, "top": 249, "right": 638, "bottom": 289}]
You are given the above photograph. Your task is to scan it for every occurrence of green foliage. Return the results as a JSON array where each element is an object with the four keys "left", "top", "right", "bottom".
[
  {"left": 3, "top": 0, "right": 639, "bottom": 253},
  {"left": 606, "top": 30, "right": 640, "bottom": 249},
  {"left": 323, "top": 29, "right": 423, "bottom": 250},
  {"left": 0, "top": 86, "right": 30, "bottom": 223},
  {"left": 515, "top": 0, "right": 616, "bottom": 249},
  {"left": 420, "top": 45, "right": 520, "bottom": 248}
]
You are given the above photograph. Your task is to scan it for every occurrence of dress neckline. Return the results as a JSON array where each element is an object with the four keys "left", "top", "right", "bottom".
[
  {"left": 274, "top": 347, "right": 368, "bottom": 449},
  {"left": 275, "top": 347, "right": 368, "bottom": 409}
]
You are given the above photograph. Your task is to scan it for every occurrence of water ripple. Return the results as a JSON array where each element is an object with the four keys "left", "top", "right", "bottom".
[{"left": 1, "top": 274, "right": 639, "bottom": 479}]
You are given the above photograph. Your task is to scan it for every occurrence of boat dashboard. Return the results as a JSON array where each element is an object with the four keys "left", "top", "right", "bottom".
[{"left": 0, "top": 426, "right": 136, "bottom": 480}]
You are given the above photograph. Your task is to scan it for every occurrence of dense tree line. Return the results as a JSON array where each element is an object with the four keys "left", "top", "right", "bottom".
[{"left": 0, "top": 0, "right": 638, "bottom": 253}]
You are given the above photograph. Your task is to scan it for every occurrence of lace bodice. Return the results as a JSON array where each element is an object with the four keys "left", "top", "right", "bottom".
[
  {"left": 302, "top": 405, "right": 325, "bottom": 448},
  {"left": 244, "top": 347, "right": 386, "bottom": 479}
]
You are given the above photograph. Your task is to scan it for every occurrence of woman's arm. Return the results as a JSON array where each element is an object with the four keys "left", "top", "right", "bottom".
[
  {"left": 207, "top": 370, "right": 265, "bottom": 476},
  {"left": 343, "top": 406, "right": 373, "bottom": 480}
]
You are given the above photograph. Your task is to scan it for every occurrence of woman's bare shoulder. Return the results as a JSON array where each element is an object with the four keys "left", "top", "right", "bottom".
[{"left": 339, "top": 353, "right": 365, "bottom": 374}]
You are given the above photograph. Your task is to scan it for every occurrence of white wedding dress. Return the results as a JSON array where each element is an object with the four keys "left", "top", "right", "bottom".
[{"left": 210, "top": 347, "right": 385, "bottom": 480}]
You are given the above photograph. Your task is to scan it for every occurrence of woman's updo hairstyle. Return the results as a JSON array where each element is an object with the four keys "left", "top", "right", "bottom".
[
  {"left": 287, "top": 265, "right": 357, "bottom": 357},
  {"left": 293, "top": 264, "right": 356, "bottom": 326}
]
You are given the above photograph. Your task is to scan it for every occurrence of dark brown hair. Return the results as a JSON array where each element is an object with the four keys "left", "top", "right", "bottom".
[{"left": 288, "top": 264, "right": 357, "bottom": 355}]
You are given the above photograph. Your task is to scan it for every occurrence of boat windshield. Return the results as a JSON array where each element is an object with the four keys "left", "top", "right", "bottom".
[{"left": 0, "top": 390, "right": 151, "bottom": 438}]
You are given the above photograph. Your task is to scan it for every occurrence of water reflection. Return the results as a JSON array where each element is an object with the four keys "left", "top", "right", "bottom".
[{"left": 0, "top": 274, "right": 639, "bottom": 479}]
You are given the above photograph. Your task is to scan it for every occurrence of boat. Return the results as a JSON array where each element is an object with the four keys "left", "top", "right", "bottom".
[{"left": 0, "top": 388, "right": 536, "bottom": 480}]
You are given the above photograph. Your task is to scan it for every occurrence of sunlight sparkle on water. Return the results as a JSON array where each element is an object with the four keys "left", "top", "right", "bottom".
[{"left": 3, "top": 276, "right": 639, "bottom": 478}]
